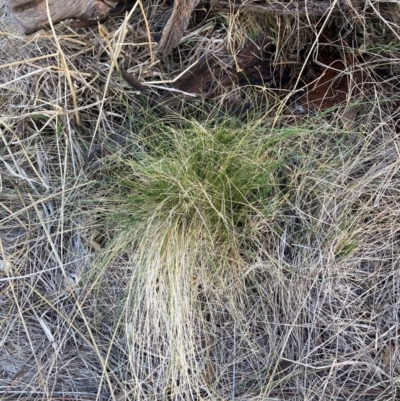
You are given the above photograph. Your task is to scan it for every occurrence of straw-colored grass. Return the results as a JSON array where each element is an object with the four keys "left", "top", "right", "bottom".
[{"left": 1, "top": 1, "right": 400, "bottom": 400}]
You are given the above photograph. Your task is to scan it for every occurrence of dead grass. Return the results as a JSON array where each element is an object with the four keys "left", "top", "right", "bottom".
[{"left": 1, "top": 1, "right": 400, "bottom": 400}]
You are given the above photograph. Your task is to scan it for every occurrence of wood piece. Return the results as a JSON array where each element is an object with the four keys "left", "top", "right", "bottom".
[
  {"left": 172, "top": 54, "right": 221, "bottom": 95},
  {"left": 158, "top": 0, "right": 200, "bottom": 56},
  {"left": 211, "top": 0, "right": 365, "bottom": 17},
  {"left": 70, "top": 1, "right": 136, "bottom": 29},
  {"left": 172, "top": 36, "right": 274, "bottom": 97},
  {"left": 4, "top": 0, "right": 111, "bottom": 34}
]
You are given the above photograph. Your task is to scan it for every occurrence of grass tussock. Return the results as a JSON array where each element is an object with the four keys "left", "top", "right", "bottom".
[
  {"left": 1, "top": 0, "right": 400, "bottom": 400},
  {"left": 105, "top": 119, "right": 284, "bottom": 264}
]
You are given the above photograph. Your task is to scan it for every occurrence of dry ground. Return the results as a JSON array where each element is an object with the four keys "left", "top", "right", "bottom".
[{"left": 1, "top": 1, "right": 400, "bottom": 400}]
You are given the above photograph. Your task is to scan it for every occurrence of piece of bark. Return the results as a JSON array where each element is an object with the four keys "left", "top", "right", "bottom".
[
  {"left": 172, "top": 53, "right": 221, "bottom": 95},
  {"left": 4, "top": 0, "right": 111, "bottom": 34},
  {"left": 172, "top": 37, "right": 274, "bottom": 95},
  {"left": 160, "top": 36, "right": 274, "bottom": 107},
  {"left": 211, "top": 0, "right": 365, "bottom": 17},
  {"left": 158, "top": 0, "right": 200, "bottom": 56},
  {"left": 70, "top": 1, "right": 136, "bottom": 28}
]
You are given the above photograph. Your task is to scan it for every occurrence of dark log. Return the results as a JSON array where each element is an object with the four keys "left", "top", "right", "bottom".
[{"left": 4, "top": 0, "right": 111, "bottom": 34}]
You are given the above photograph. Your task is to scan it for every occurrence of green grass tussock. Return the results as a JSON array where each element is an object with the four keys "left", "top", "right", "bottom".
[{"left": 104, "top": 118, "right": 287, "bottom": 267}]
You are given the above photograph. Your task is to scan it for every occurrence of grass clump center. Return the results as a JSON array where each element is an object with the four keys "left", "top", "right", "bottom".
[{"left": 106, "top": 118, "right": 284, "bottom": 266}]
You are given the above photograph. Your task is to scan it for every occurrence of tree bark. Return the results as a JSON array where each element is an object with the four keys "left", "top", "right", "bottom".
[
  {"left": 4, "top": 0, "right": 111, "bottom": 34},
  {"left": 158, "top": 0, "right": 201, "bottom": 56}
]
